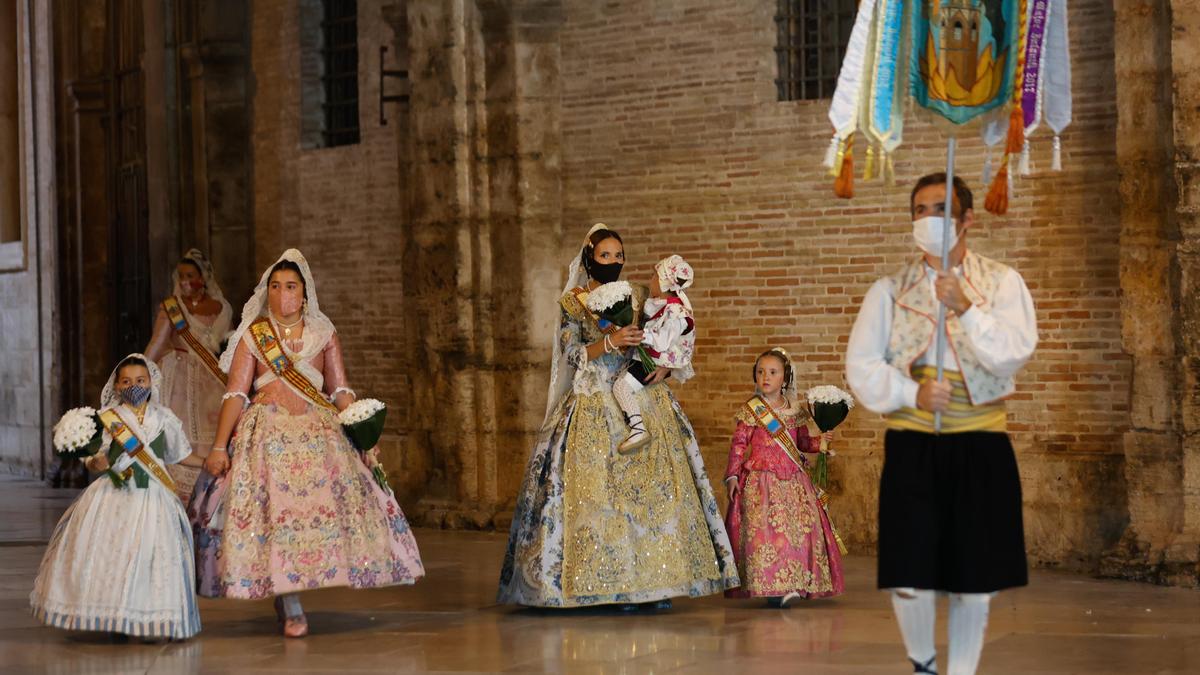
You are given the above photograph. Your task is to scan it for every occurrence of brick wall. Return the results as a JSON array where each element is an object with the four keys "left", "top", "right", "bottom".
[
  {"left": 250, "top": 0, "right": 413, "bottom": 436},
  {"left": 556, "top": 0, "right": 1129, "bottom": 567}
]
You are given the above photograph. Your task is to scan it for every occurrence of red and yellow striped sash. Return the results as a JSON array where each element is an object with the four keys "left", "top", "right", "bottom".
[
  {"left": 248, "top": 318, "right": 337, "bottom": 412},
  {"left": 162, "top": 297, "right": 228, "bottom": 386},
  {"left": 97, "top": 409, "right": 178, "bottom": 492}
]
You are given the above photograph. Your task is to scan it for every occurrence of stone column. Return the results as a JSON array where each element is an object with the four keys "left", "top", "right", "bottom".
[
  {"left": 1107, "top": 0, "right": 1200, "bottom": 587},
  {"left": 400, "top": 0, "right": 482, "bottom": 522},
  {"left": 1167, "top": 0, "right": 1200, "bottom": 583},
  {"left": 399, "top": 0, "right": 563, "bottom": 527},
  {"left": 477, "top": 0, "right": 564, "bottom": 517}
]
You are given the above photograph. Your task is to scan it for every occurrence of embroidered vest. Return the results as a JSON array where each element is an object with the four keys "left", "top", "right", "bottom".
[{"left": 885, "top": 251, "right": 1013, "bottom": 406}]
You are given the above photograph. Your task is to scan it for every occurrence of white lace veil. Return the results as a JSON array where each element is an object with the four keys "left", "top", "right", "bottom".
[
  {"left": 100, "top": 353, "right": 164, "bottom": 409},
  {"left": 174, "top": 249, "right": 228, "bottom": 306},
  {"left": 218, "top": 249, "right": 336, "bottom": 373},
  {"left": 543, "top": 223, "right": 610, "bottom": 421},
  {"left": 174, "top": 249, "right": 233, "bottom": 347}
]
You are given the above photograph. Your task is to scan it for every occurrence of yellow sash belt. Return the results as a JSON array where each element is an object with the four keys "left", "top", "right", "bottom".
[{"left": 886, "top": 366, "right": 1007, "bottom": 434}]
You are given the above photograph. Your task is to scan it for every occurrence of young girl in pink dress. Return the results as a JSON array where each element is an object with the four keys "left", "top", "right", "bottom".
[{"left": 724, "top": 347, "right": 845, "bottom": 607}]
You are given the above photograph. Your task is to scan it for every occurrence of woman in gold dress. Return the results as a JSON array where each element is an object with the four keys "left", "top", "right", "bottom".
[{"left": 497, "top": 224, "right": 738, "bottom": 609}]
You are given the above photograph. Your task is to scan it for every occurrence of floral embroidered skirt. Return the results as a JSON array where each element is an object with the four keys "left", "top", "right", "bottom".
[
  {"left": 724, "top": 468, "right": 845, "bottom": 599},
  {"left": 191, "top": 403, "right": 424, "bottom": 599}
]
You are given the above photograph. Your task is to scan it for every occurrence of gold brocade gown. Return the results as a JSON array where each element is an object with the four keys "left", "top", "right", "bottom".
[{"left": 497, "top": 284, "right": 739, "bottom": 607}]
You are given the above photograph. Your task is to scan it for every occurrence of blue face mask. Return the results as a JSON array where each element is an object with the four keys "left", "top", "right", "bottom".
[{"left": 120, "top": 385, "right": 151, "bottom": 407}]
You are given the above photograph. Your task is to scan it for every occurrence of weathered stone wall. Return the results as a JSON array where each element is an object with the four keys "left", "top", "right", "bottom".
[{"left": 1170, "top": 0, "right": 1200, "bottom": 584}]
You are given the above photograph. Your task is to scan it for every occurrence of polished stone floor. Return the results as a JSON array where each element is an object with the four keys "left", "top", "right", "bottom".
[{"left": 1, "top": 475, "right": 1197, "bottom": 674}]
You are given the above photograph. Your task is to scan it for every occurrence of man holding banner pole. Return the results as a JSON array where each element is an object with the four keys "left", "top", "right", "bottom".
[{"left": 845, "top": 172, "right": 1039, "bottom": 675}]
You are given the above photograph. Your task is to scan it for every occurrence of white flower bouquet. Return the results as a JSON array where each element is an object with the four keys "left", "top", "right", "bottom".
[
  {"left": 585, "top": 281, "right": 657, "bottom": 373},
  {"left": 52, "top": 407, "right": 103, "bottom": 460},
  {"left": 805, "top": 385, "right": 856, "bottom": 489},
  {"left": 339, "top": 398, "right": 391, "bottom": 493}
]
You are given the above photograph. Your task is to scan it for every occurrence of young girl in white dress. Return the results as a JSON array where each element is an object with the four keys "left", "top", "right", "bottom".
[{"left": 30, "top": 354, "right": 204, "bottom": 640}]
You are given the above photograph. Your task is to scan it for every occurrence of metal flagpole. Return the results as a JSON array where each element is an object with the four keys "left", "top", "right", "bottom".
[{"left": 934, "top": 136, "right": 957, "bottom": 434}]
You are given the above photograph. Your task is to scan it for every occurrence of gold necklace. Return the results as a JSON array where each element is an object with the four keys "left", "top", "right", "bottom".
[{"left": 273, "top": 314, "right": 304, "bottom": 339}]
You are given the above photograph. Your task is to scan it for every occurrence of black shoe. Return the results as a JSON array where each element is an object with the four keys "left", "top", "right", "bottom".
[{"left": 765, "top": 597, "right": 784, "bottom": 608}]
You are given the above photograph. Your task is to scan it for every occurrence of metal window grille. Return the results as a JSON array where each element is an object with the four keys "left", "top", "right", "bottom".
[
  {"left": 322, "top": 0, "right": 359, "bottom": 147},
  {"left": 774, "top": 0, "right": 858, "bottom": 101}
]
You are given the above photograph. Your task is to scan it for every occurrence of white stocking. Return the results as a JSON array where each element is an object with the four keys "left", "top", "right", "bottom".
[
  {"left": 611, "top": 372, "right": 645, "bottom": 427},
  {"left": 947, "top": 593, "right": 991, "bottom": 675},
  {"left": 892, "top": 588, "right": 937, "bottom": 673}
]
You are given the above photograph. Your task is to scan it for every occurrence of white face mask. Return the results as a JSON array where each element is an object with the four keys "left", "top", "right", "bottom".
[{"left": 912, "top": 215, "right": 960, "bottom": 258}]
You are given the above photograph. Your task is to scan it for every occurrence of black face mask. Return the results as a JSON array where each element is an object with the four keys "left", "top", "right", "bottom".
[{"left": 587, "top": 260, "right": 623, "bottom": 284}]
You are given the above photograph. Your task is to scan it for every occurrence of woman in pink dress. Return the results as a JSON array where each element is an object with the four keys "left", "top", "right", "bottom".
[
  {"left": 191, "top": 249, "right": 423, "bottom": 637},
  {"left": 724, "top": 347, "right": 845, "bottom": 607}
]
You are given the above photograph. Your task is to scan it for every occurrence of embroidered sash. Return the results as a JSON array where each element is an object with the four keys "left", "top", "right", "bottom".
[
  {"left": 744, "top": 396, "right": 806, "bottom": 470},
  {"left": 162, "top": 296, "right": 228, "bottom": 386},
  {"left": 248, "top": 317, "right": 338, "bottom": 412},
  {"left": 568, "top": 287, "right": 619, "bottom": 335},
  {"left": 98, "top": 409, "right": 177, "bottom": 492}
]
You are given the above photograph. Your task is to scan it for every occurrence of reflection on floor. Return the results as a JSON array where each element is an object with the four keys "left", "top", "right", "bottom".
[{"left": 0, "top": 475, "right": 1197, "bottom": 674}]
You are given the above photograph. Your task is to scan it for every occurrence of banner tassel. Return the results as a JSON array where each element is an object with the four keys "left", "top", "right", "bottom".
[
  {"left": 1052, "top": 135, "right": 1063, "bottom": 171},
  {"left": 823, "top": 134, "right": 840, "bottom": 170},
  {"left": 833, "top": 133, "right": 855, "bottom": 198},
  {"left": 985, "top": 160, "right": 1010, "bottom": 215},
  {"left": 1018, "top": 139, "right": 1032, "bottom": 176}
]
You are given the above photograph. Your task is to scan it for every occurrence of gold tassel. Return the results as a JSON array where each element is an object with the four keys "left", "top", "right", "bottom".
[
  {"left": 834, "top": 133, "right": 855, "bottom": 198},
  {"left": 833, "top": 528, "right": 849, "bottom": 556},
  {"left": 884, "top": 151, "right": 896, "bottom": 186},
  {"left": 829, "top": 138, "right": 846, "bottom": 178},
  {"left": 864, "top": 144, "right": 877, "bottom": 181}
]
